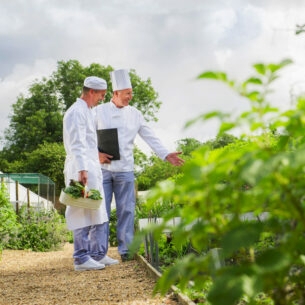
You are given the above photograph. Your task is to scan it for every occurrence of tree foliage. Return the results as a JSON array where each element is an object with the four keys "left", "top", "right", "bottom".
[
  {"left": 23, "top": 142, "right": 66, "bottom": 194},
  {"left": 135, "top": 136, "right": 236, "bottom": 190},
  {"left": 3, "top": 81, "right": 63, "bottom": 161},
  {"left": 0, "top": 60, "right": 161, "bottom": 183},
  {"left": 136, "top": 138, "right": 204, "bottom": 191},
  {"left": 176, "top": 138, "right": 202, "bottom": 156},
  {"left": 136, "top": 154, "right": 182, "bottom": 191},
  {"left": 52, "top": 60, "right": 113, "bottom": 110},
  {"left": 134, "top": 59, "right": 305, "bottom": 305},
  {"left": 204, "top": 133, "right": 238, "bottom": 149}
]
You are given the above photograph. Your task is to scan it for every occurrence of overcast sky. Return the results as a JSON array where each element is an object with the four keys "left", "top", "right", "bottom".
[{"left": 1, "top": 0, "right": 305, "bottom": 153}]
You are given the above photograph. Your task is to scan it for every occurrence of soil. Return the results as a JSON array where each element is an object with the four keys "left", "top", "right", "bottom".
[{"left": 0, "top": 243, "right": 179, "bottom": 305}]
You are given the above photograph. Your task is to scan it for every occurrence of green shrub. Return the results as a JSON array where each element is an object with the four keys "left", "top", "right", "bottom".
[
  {"left": 0, "top": 183, "right": 20, "bottom": 254},
  {"left": 133, "top": 59, "right": 305, "bottom": 305},
  {"left": 8, "top": 206, "right": 69, "bottom": 251}
]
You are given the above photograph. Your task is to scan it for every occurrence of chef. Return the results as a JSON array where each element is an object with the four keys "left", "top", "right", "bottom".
[
  {"left": 95, "top": 69, "right": 184, "bottom": 261},
  {"left": 63, "top": 76, "right": 119, "bottom": 271}
]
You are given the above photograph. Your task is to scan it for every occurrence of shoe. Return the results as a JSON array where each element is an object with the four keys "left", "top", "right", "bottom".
[
  {"left": 98, "top": 255, "right": 119, "bottom": 266},
  {"left": 121, "top": 253, "right": 134, "bottom": 262},
  {"left": 74, "top": 258, "right": 105, "bottom": 271}
]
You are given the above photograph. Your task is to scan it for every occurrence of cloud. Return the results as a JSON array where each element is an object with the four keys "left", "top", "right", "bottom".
[
  {"left": 1, "top": 0, "right": 305, "bottom": 153},
  {"left": 0, "top": 59, "right": 57, "bottom": 145}
]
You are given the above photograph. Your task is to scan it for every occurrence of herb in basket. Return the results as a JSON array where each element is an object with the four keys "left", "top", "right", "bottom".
[{"left": 63, "top": 180, "right": 102, "bottom": 200}]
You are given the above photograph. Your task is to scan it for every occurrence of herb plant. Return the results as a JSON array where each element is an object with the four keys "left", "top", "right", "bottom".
[
  {"left": 134, "top": 59, "right": 305, "bottom": 305},
  {"left": 63, "top": 179, "right": 102, "bottom": 200}
]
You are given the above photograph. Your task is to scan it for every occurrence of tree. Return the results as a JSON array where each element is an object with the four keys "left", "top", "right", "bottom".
[
  {"left": 136, "top": 137, "right": 203, "bottom": 190},
  {"left": 0, "top": 60, "right": 161, "bottom": 166},
  {"left": 52, "top": 60, "right": 162, "bottom": 120},
  {"left": 23, "top": 142, "right": 66, "bottom": 194},
  {"left": 136, "top": 154, "right": 182, "bottom": 190},
  {"left": 136, "top": 138, "right": 203, "bottom": 190},
  {"left": 52, "top": 60, "right": 113, "bottom": 110},
  {"left": 134, "top": 145, "right": 149, "bottom": 177},
  {"left": 176, "top": 138, "right": 202, "bottom": 156},
  {"left": 2, "top": 80, "right": 63, "bottom": 161},
  {"left": 204, "top": 133, "right": 237, "bottom": 149},
  {"left": 130, "top": 71, "right": 161, "bottom": 122}
]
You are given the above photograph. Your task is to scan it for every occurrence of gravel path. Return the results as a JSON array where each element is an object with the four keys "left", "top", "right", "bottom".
[{"left": 0, "top": 243, "right": 178, "bottom": 305}]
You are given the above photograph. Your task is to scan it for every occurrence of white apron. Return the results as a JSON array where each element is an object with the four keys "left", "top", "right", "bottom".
[{"left": 63, "top": 99, "right": 108, "bottom": 231}]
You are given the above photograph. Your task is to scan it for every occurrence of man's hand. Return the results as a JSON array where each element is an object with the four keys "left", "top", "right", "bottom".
[
  {"left": 165, "top": 152, "right": 184, "bottom": 166},
  {"left": 78, "top": 170, "right": 88, "bottom": 186},
  {"left": 99, "top": 152, "right": 113, "bottom": 164}
]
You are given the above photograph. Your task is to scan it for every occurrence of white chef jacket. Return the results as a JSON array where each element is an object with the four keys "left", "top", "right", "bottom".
[
  {"left": 95, "top": 101, "right": 169, "bottom": 172},
  {"left": 63, "top": 98, "right": 108, "bottom": 230}
]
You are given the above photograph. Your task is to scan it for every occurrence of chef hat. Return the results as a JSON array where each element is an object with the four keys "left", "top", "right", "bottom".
[
  {"left": 84, "top": 76, "right": 107, "bottom": 90},
  {"left": 110, "top": 69, "right": 132, "bottom": 91}
]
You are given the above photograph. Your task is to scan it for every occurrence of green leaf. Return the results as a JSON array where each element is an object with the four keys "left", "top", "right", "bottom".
[
  {"left": 184, "top": 111, "right": 227, "bottom": 128},
  {"left": 267, "top": 63, "right": 281, "bottom": 73},
  {"left": 221, "top": 222, "right": 263, "bottom": 256},
  {"left": 219, "top": 122, "right": 235, "bottom": 134},
  {"left": 208, "top": 274, "right": 249, "bottom": 305},
  {"left": 269, "top": 74, "right": 279, "bottom": 83},
  {"left": 299, "top": 255, "right": 305, "bottom": 265},
  {"left": 278, "top": 58, "right": 293, "bottom": 68},
  {"left": 154, "top": 254, "right": 198, "bottom": 295},
  {"left": 244, "top": 77, "right": 263, "bottom": 85},
  {"left": 245, "top": 91, "right": 261, "bottom": 101},
  {"left": 203, "top": 111, "right": 226, "bottom": 119},
  {"left": 253, "top": 63, "right": 266, "bottom": 75},
  {"left": 255, "top": 249, "right": 291, "bottom": 273},
  {"left": 240, "top": 158, "right": 265, "bottom": 185},
  {"left": 250, "top": 122, "right": 264, "bottom": 131},
  {"left": 197, "top": 71, "right": 227, "bottom": 81}
]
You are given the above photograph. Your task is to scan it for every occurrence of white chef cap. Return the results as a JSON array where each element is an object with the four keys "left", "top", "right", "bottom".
[
  {"left": 84, "top": 76, "right": 107, "bottom": 90},
  {"left": 110, "top": 69, "right": 132, "bottom": 91}
]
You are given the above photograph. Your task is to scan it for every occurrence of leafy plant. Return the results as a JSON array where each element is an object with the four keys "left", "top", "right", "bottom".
[
  {"left": 0, "top": 183, "right": 20, "bottom": 255},
  {"left": 133, "top": 59, "right": 305, "bottom": 305},
  {"left": 8, "top": 206, "right": 70, "bottom": 251},
  {"left": 63, "top": 179, "right": 102, "bottom": 200}
]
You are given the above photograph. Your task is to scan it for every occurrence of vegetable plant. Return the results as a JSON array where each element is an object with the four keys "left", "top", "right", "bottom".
[
  {"left": 134, "top": 59, "right": 305, "bottom": 305},
  {"left": 63, "top": 179, "right": 102, "bottom": 200}
]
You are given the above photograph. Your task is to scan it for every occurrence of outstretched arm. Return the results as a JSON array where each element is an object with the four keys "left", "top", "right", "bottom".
[{"left": 165, "top": 152, "right": 185, "bottom": 166}]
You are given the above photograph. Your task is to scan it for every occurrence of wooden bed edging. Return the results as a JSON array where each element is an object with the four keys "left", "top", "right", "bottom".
[{"left": 135, "top": 254, "right": 196, "bottom": 305}]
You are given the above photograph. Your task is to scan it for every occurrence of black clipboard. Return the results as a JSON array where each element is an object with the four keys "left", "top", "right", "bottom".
[{"left": 97, "top": 128, "right": 120, "bottom": 160}]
